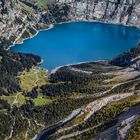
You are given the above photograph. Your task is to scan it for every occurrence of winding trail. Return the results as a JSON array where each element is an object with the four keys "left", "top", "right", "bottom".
[
  {"left": 8, "top": 92, "right": 21, "bottom": 140},
  {"left": 25, "top": 118, "right": 31, "bottom": 140}
]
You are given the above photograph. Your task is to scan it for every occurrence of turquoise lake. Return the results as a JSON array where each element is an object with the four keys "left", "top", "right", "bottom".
[{"left": 11, "top": 22, "right": 140, "bottom": 71}]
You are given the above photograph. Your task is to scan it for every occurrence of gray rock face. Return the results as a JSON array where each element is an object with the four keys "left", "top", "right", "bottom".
[
  {"left": 58, "top": 0, "right": 140, "bottom": 27},
  {"left": 0, "top": 0, "right": 140, "bottom": 48},
  {"left": 0, "top": 0, "right": 39, "bottom": 49}
]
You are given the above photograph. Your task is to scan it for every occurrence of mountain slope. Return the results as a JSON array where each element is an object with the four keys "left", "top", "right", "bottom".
[{"left": 1, "top": 0, "right": 140, "bottom": 140}]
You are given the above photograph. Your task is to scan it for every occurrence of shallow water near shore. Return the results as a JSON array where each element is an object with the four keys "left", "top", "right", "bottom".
[{"left": 11, "top": 22, "right": 140, "bottom": 71}]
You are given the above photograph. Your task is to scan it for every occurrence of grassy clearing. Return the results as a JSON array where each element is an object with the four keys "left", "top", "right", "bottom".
[
  {"left": 0, "top": 93, "right": 26, "bottom": 107},
  {"left": 0, "top": 67, "right": 48, "bottom": 107},
  {"left": 19, "top": 67, "right": 48, "bottom": 92},
  {"left": 33, "top": 97, "right": 53, "bottom": 106},
  {"left": 16, "top": 94, "right": 26, "bottom": 107},
  {"left": 0, "top": 96, "right": 15, "bottom": 106}
]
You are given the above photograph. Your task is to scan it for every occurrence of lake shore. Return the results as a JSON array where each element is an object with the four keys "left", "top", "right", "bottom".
[
  {"left": 8, "top": 20, "right": 140, "bottom": 51},
  {"left": 7, "top": 24, "right": 54, "bottom": 50},
  {"left": 50, "top": 60, "right": 108, "bottom": 74},
  {"left": 10, "top": 21, "right": 140, "bottom": 74}
]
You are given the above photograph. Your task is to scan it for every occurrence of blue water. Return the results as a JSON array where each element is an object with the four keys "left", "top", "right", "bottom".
[{"left": 11, "top": 22, "right": 140, "bottom": 71}]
